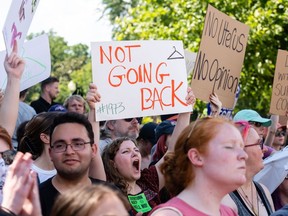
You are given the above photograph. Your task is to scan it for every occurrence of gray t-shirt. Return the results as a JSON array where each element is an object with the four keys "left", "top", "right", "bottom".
[
  {"left": 99, "top": 138, "right": 113, "bottom": 155},
  {"left": 12, "top": 101, "right": 36, "bottom": 149}
]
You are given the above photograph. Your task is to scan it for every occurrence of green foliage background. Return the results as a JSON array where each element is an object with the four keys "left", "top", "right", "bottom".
[
  {"left": 26, "top": 30, "right": 92, "bottom": 104},
  {"left": 26, "top": 1, "right": 288, "bottom": 117},
  {"left": 102, "top": 0, "right": 288, "bottom": 116}
]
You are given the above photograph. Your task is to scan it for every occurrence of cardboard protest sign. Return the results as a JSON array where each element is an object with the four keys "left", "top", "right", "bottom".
[
  {"left": 2, "top": 0, "right": 40, "bottom": 55},
  {"left": 0, "top": 34, "right": 51, "bottom": 91},
  {"left": 91, "top": 41, "right": 191, "bottom": 121},
  {"left": 279, "top": 115, "right": 288, "bottom": 127},
  {"left": 269, "top": 50, "right": 288, "bottom": 115},
  {"left": 191, "top": 4, "right": 250, "bottom": 108}
]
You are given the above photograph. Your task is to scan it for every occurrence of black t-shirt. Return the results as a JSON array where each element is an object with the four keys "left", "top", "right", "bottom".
[
  {"left": 30, "top": 97, "right": 57, "bottom": 114},
  {"left": 39, "top": 177, "right": 112, "bottom": 216}
]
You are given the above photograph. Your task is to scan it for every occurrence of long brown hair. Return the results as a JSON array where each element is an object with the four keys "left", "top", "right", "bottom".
[
  {"left": 19, "top": 112, "right": 60, "bottom": 159},
  {"left": 102, "top": 137, "right": 138, "bottom": 194}
]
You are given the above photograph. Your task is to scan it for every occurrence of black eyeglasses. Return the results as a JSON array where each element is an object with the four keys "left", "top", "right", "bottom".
[
  {"left": 275, "top": 130, "right": 286, "bottom": 137},
  {"left": 249, "top": 121, "right": 263, "bottom": 128},
  {"left": 51, "top": 140, "right": 91, "bottom": 153},
  {"left": 0, "top": 150, "right": 17, "bottom": 165},
  {"left": 245, "top": 139, "right": 264, "bottom": 150},
  {"left": 123, "top": 117, "right": 142, "bottom": 124}
]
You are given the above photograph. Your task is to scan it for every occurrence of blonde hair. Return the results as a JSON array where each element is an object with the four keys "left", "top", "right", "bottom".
[
  {"left": 63, "top": 95, "right": 86, "bottom": 112},
  {"left": 51, "top": 185, "right": 130, "bottom": 216}
]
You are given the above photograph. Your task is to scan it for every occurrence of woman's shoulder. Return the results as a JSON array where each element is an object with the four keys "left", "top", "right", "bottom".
[{"left": 149, "top": 206, "right": 183, "bottom": 216}]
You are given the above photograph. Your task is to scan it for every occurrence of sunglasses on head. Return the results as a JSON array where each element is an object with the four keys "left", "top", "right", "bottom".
[
  {"left": 123, "top": 117, "right": 142, "bottom": 124},
  {"left": 276, "top": 130, "right": 286, "bottom": 137},
  {"left": 249, "top": 121, "right": 262, "bottom": 128}
]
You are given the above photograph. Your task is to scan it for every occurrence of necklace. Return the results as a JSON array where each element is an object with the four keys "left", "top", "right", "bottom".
[{"left": 238, "top": 183, "right": 259, "bottom": 216}]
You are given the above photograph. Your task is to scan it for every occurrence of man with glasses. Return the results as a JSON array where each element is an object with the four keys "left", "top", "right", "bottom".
[
  {"left": 99, "top": 117, "right": 142, "bottom": 154},
  {"left": 39, "top": 112, "right": 109, "bottom": 216}
]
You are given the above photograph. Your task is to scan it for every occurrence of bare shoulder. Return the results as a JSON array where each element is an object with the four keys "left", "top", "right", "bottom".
[{"left": 150, "top": 207, "right": 183, "bottom": 216}]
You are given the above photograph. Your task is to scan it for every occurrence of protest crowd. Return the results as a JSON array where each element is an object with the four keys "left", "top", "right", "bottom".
[{"left": 1, "top": 2, "right": 288, "bottom": 216}]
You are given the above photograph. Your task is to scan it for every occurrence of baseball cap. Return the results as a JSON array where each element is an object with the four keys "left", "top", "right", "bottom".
[
  {"left": 277, "top": 123, "right": 287, "bottom": 131},
  {"left": 48, "top": 104, "right": 67, "bottom": 112},
  {"left": 161, "top": 114, "right": 178, "bottom": 121},
  {"left": 155, "top": 120, "right": 176, "bottom": 141},
  {"left": 233, "top": 109, "right": 271, "bottom": 127},
  {"left": 137, "top": 122, "right": 158, "bottom": 145}
]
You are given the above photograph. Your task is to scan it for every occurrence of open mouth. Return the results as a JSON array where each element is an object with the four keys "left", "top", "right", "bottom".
[{"left": 132, "top": 160, "right": 140, "bottom": 171}]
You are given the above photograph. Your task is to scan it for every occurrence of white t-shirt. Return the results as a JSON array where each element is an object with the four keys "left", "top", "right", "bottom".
[{"left": 31, "top": 164, "right": 56, "bottom": 183}]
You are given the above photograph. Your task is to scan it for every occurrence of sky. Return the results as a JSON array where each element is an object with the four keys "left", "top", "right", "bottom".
[{"left": 0, "top": 0, "right": 112, "bottom": 51}]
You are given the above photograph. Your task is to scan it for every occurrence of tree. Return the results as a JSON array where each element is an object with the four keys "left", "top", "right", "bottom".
[
  {"left": 102, "top": 0, "right": 288, "bottom": 116},
  {"left": 26, "top": 31, "right": 92, "bottom": 104}
]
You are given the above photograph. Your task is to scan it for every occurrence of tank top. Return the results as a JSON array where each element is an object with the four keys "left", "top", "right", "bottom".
[{"left": 229, "top": 181, "right": 273, "bottom": 216}]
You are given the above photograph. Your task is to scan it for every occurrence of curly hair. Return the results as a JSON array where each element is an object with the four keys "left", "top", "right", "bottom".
[
  {"left": 161, "top": 117, "right": 236, "bottom": 195},
  {"left": 102, "top": 137, "right": 138, "bottom": 195}
]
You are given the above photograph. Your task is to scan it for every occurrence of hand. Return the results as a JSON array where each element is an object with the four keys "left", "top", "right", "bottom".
[
  {"left": 209, "top": 92, "right": 222, "bottom": 116},
  {"left": 3, "top": 41, "right": 25, "bottom": 80},
  {"left": 86, "top": 83, "right": 101, "bottom": 110},
  {"left": 1, "top": 152, "right": 36, "bottom": 215},
  {"left": 20, "top": 172, "right": 42, "bottom": 216},
  {"left": 185, "top": 87, "right": 196, "bottom": 108}
]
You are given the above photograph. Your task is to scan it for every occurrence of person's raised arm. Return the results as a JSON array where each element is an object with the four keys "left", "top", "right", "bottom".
[
  {"left": 209, "top": 92, "right": 222, "bottom": 117},
  {"left": 0, "top": 41, "right": 25, "bottom": 137},
  {"left": 155, "top": 87, "right": 196, "bottom": 190},
  {"left": 86, "top": 83, "right": 106, "bottom": 181}
]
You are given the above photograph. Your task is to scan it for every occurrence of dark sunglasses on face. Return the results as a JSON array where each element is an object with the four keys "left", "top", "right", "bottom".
[
  {"left": 276, "top": 130, "right": 286, "bottom": 137},
  {"left": 0, "top": 150, "right": 17, "bottom": 165},
  {"left": 245, "top": 139, "right": 264, "bottom": 150},
  {"left": 124, "top": 117, "right": 142, "bottom": 124},
  {"left": 249, "top": 121, "right": 263, "bottom": 128}
]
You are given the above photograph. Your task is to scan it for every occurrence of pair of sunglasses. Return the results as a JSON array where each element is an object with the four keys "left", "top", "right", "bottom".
[
  {"left": 249, "top": 121, "right": 262, "bottom": 128},
  {"left": 123, "top": 117, "right": 142, "bottom": 124},
  {"left": 275, "top": 130, "right": 286, "bottom": 137}
]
